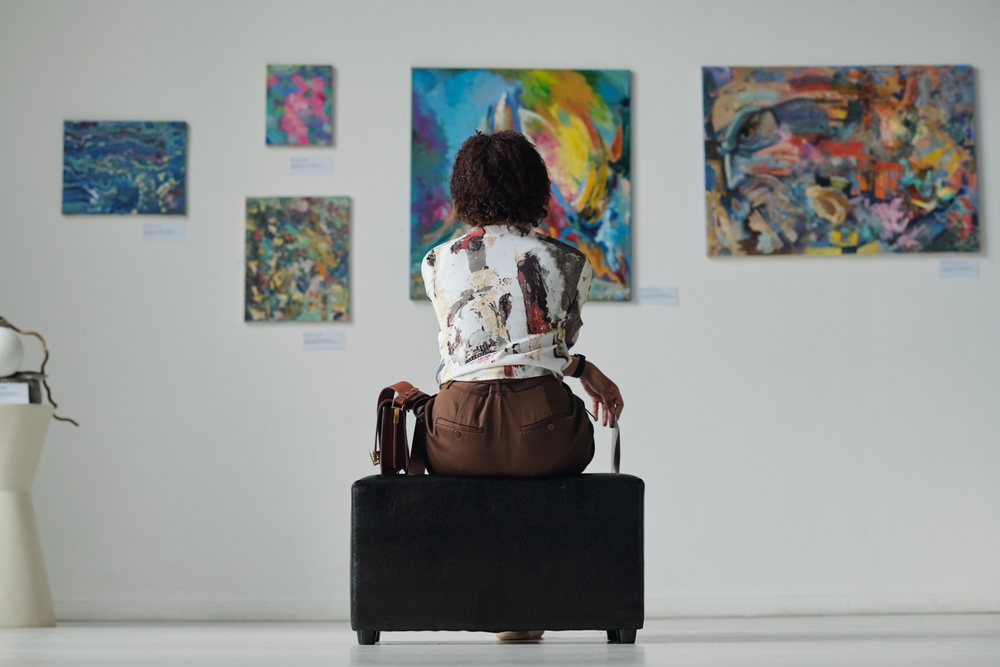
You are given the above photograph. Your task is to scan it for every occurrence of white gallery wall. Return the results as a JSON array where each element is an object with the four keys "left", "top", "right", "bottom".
[{"left": 0, "top": 0, "right": 997, "bottom": 620}]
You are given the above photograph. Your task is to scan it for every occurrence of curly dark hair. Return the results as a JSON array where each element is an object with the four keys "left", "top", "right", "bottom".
[{"left": 449, "top": 131, "right": 551, "bottom": 230}]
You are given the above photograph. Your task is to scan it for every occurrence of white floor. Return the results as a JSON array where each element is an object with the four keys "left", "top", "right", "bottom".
[{"left": 0, "top": 615, "right": 998, "bottom": 666}]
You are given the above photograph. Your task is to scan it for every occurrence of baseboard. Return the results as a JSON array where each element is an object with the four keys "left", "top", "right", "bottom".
[
  {"left": 644, "top": 593, "right": 1000, "bottom": 618},
  {"left": 55, "top": 593, "right": 1000, "bottom": 622},
  {"left": 54, "top": 599, "right": 351, "bottom": 622}
]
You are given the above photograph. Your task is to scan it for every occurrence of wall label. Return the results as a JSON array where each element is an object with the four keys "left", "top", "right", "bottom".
[
  {"left": 142, "top": 222, "right": 185, "bottom": 242},
  {"left": 637, "top": 286, "right": 679, "bottom": 306},
  {"left": 303, "top": 331, "right": 345, "bottom": 351},
  {"left": 290, "top": 156, "right": 332, "bottom": 176},
  {"left": 939, "top": 258, "right": 979, "bottom": 278}
]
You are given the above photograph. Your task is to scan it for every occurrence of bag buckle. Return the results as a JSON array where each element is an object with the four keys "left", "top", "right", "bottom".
[
  {"left": 393, "top": 405, "right": 403, "bottom": 424},
  {"left": 370, "top": 449, "right": 380, "bottom": 466}
]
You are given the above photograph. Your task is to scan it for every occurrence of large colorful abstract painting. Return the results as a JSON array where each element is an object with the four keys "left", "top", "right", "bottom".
[
  {"left": 703, "top": 66, "right": 978, "bottom": 255},
  {"left": 245, "top": 197, "right": 350, "bottom": 321},
  {"left": 266, "top": 65, "right": 333, "bottom": 146},
  {"left": 62, "top": 121, "right": 187, "bottom": 215},
  {"left": 411, "top": 68, "right": 631, "bottom": 300}
]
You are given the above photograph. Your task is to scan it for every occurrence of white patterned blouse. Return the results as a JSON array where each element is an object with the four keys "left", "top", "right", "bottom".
[{"left": 422, "top": 225, "right": 593, "bottom": 384}]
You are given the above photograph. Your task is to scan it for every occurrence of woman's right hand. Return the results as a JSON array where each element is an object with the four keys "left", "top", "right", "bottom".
[{"left": 579, "top": 362, "right": 624, "bottom": 427}]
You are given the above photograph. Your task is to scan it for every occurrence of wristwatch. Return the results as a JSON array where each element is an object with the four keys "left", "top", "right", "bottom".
[{"left": 569, "top": 354, "right": 587, "bottom": 378}]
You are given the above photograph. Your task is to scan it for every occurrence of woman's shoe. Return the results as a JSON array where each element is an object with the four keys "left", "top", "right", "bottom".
[{"left": 496, "top": 630, "right": 544, "bottom": 641}]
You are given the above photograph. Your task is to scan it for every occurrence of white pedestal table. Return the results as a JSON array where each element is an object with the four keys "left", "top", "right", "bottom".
[{"left": 0, "top": 404, "right": 56, "bottom": 627}]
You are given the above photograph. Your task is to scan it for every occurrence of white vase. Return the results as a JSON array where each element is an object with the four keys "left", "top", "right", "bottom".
[
  {"left": 0, "top": 404, "right": 56, "bottom": 627},
  {"left": 0, "top": 328, "right": 23, "bottom": 378}
]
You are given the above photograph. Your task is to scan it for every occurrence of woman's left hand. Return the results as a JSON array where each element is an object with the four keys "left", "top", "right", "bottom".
[{"left": 579, "top": 362, "right": 624, "bottom": 427}]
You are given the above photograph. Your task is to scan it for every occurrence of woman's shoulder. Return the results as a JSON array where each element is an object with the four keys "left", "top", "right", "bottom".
[
  {"left": 525, "top": 231, "right": 589, "bottom": 266},
  {"left": 424, "top": 227, "right": 485, "bottom": 266}
]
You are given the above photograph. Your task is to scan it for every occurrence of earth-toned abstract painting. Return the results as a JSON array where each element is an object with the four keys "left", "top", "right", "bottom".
[
  {"left": 266, "top": 65, "right": 333, "bottom": 145},
  {"left": 245, "top": 197, "right": 350, "bottom": 321},
  {"left": 703, "top": 66, "right": 978, "bottom": 255},
  {"left": 62, "top": 121, "right": 187, "bottom": 215},
  {"left": 411, "top": 68, "right": 631, "bottom": 300}
]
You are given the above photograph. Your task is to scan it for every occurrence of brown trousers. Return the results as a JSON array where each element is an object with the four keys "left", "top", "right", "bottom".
[{"left": 423, "top": 375, "right": 594, "bottom": 477}]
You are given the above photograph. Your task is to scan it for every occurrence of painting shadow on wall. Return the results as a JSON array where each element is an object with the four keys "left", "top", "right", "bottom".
[{"left": 970, "top": 66, "right": 987, "bottom": 256}]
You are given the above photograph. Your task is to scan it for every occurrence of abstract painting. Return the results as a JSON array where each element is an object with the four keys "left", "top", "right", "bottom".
[
  {"left": 62, "top": 121, "right": 187, "bottom": 215},
  {"left": 266, "top": 65, "right": 333, "bottom": 145},
  {"left": 245, "top": 197, "right": 350, "bottom": 322},
  {"left": 703, "top": 66, "right": 978, "bottom": 255},
  {"left": 411, "top": 68, "right": 631, "bottom": 300}
]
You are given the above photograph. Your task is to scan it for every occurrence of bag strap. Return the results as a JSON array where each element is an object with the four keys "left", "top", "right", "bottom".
[
  {"left": 373, "top": 382, "right": 432, "bottom": 475},
  {"left": 610, "top": 421, "right": 621, "bottom": 474},
  {"left": 388, "top": 381, "right": 422, "bottom": 405},
  {"left": 408, "top": 397, "right": 431, "bottom": 475},
  {"left": 372, "top": 404, "right": 387, "bottom": 470},
  {"left": 371, "top": 388, "right": 395, "bottom": 468},
  {"left": 586, "top": 409, "right": 622, "bottom": 474}
]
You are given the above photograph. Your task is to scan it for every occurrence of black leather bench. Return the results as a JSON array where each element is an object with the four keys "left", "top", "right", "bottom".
[{"left": 350, "top": 473, "right": 644, "bottom": 644}]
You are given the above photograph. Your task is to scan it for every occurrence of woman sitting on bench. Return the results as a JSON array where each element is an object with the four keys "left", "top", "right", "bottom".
[{"left": 420, "top": 130, "right": 624, "bottom": 479}]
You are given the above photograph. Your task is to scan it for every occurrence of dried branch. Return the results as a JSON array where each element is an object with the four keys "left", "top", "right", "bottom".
[{"left": 0, "top": 316, "right": 79, "bottom": 426}]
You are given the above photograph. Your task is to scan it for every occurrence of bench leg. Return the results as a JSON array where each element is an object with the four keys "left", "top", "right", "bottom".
[
  {"left": 357, "top": 630, "right": 380, "bottom": 645},
  {"left": 616, "top": 629, "right": 637, "bottom": 644},
  {"left": 607, "top": 630, "right": 619, "bottom": 642}
]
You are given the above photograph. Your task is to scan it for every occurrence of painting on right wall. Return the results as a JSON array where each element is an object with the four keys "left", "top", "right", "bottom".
[{"left": 703, "top": 66, "right": 978, "bottom": 255}]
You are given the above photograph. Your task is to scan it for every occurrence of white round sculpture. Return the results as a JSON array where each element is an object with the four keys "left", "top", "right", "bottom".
[{"left": 0, "top": 328, "right": 23, "bottom": 378}]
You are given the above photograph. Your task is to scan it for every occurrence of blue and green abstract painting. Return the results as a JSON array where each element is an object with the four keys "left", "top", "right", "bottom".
[{"left": 62, "top": 121, "right": 187, "bottom": 215}]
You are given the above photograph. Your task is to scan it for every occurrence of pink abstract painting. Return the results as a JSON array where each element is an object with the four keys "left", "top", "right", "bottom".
[{"left": 266, "top": 65, "right": 332, "bottom": 146}]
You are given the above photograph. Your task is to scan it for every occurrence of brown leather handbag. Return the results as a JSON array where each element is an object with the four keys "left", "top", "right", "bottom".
[{"left": 372, "top": 382, "right": 432, "bottom": 475}]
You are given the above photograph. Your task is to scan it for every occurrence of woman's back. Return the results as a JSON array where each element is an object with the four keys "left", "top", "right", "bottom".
[
  {"left": 422, "top": 225, "right": 592, "bottom": 384},
  {"left": 418, "top": 130, "right": 622, "bottom": 481}
]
